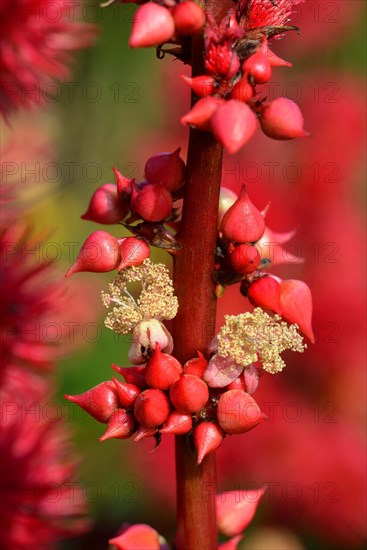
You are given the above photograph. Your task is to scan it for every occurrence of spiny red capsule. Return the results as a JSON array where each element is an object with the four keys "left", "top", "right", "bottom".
[
  {"left": 217, "top": 390, "right": 265, "bottom": 434},
  {"left": 65, "top": 231, "right": 121, "bottom": 277},
  {"left": 129, "top": 3, "right": 175, "bottom": 48},
  {"left": 131, "top": 183, "right": 173, "bottom": 222},
  {"left": 144, "top": 344, "right": 182, "bottom": 390},
  {"left": 173, "top": 1, "right": 205, "bottom": 36},
  {"left": 109, "top": 524, "right": 161, "bottom": 550},
  {"left": 113, "top": 167, "right": 134, "bottom": 198},
  {"left": 144, "top": 148, "right": 185, "bottom": 192},
  {"left": 181, "top": 74, "right": 216, "bottom": 98},
  {"left": 247, "top": 276, "right": 282, "bottom": 314},
  {"left": 99, "top": 409, "right": 137, "bottom": 441},
  {"left": 81, "top": 183, "right": 127, "bottom": 224},
  {"left": 117, "top": 237, "right": 150, "bottom": 270},
  {"left": 134, "top": 389, "right": 170, "bottom": 428},
  {"left": 229, "top": 243, "right": 260, "bottom": 274},
  {"left": 160, "top": 410, "right": 192, "bottom": 435},
  {"left": 169, "top": 374, "right": 209, "bottom": 414},
  {"left": 183, "top": 351, "right": 208, "bottom": 378},
  {"left": 112, "top": 378, "right": 141, "bottom": 408},
  {"left": 193, "top": 422, "right": 224, "bottom": 464},
  {"left": 220, "top": 185, "right": 265, "bottom": 243},
  {"left": 279, "top": 279, "right": 315, "bottom": 343},
  {"left": 181, "top": 96, "right": 222, "bottom": 131},
  {"left": 243, "top": 51, "right": 272, "bottom": 84},
  {"left": 260, "top": 97, "right": 310, "bottom": 140},
  {"left": 112, "top": 365, "right": 148, "bottom": 389},
  {"left": 211, "top": 100, "right": 257, "bottom": 155},
  {"left": 64, "top": 381, "right": 120, "bottom": 423}
]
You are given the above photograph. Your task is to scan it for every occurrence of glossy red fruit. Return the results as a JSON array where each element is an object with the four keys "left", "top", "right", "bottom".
[
  {"left": 183, "top": 351, "right": 208, "bottom": 378},
  {"left": 160, "top": 410, "right": 192, "bottom": 435},
  {"left": 112, "top": 365, "right": 148, "bottom": 389},
  {"left": 169, "top": 374, "right": 209, "bottom": 414},
  {"left": 144, "top": 148, "right": 185, "bottom": 192},
  {"left": 247, "top": 276, "right": 282, "bottom": 314},
  {"left": 226, "top": 373, "right": 247, "bottom": 392},
  {"left": 131, "top": 183, "right": 172, "bottom": 222},
  {"left": 211, "top": 100, "right": 257, "bottom": 154},
  {"left": 65, "top": 231, "right": 121, "bottom": 277},
  {"left": 230, "top": 77, "right": 255, "bottom": 103},
  {"left": 220, "top": 185, "right": 265, "bottom": 243},
  {"left": 217, "top": 390, "right": 265, "bottom": 434},
  {"left": 133, "top": 425, "right": 158, "bottom": 442},
  {"left": 144, "top": 344, "right": 182, "bottom": 390},
  {"left": 279, "top": 279, "right": 315, "bottom": 342},
  {"left": 134, "top": 389, "right": 170, "bottom": 428},
  {"left": 81, "top": 183, "right": 127, "bottom": 224},
  {"left": 112, "top": 378, "right": 141, "bottom": 408},
  {"left": 117, "top": 237, "right": 150, "bottom": 270},
  {"left": 99, "top": 409, "right": 137, "bottom": 441},
  {"left": 243, "top": 51, "right": 272, "bottom": 84},
  {"left": 181, "top": 74, "right": 216, "bottom": 98},
  {"left": 64, "top": 381, "right": 120, "bottom": 423},
  {"left": 129, "top": 4, "right": 175, "bottom": 48},
  {"left": 173, "top": 1, "right": 205, "bottom": 35},
  {"left": 260, "top": 97, "right": 310, "bottom": 140},
  {"left": 229, "top": 243, "right": 260, "bottom": 274},
  {"left": 193, "top": 422, "right": 224, "bottom": 464},
  {"left": 181, "top": 96, "right": 222, "bottom": 131}
]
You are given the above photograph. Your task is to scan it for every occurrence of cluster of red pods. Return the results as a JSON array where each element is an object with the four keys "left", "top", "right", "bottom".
[{"left": 65, "top": 344, "right": 266, "bottom": 464}]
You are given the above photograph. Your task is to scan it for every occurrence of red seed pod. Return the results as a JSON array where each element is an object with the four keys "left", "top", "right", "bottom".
[
  {"left": 230, "top": 77, "right": 255, "bottom": 103},
  {"left": 218, "top": 187, "right": 238, "bottom": 228},
  {"left": 226, "top": 373, "right": 247, "bottom": 392},
  {"left": 193, "top": 422, "right": 224, "bottom": 464},
  {"left": 81, "top": 183, "right": 127, "bottom": 224},
  {"left": 229, "top": 243, "right": 260, "bottom": 274},
  {"left": 211, "top": 100, "right": 257, "bottom": 155},
  {"left": 220, "top": 185, "right": 265, "bottom": 243},
  {"left": 112, "top": 365, "right": 148, "bottom": 389},
  {"left": 129, "top": 3, "right": 175, "bottom": 48},
  {"left": 217, "top": 390, "right": 265, "bottom": 434},
  {"left": 65, "top": 231, "right": 121, "bottom": 277},
  {"left": 181, "top": 96, "right": 222, "bottom": 131},
  {"left": 247, "top": 276, "right": 281, "bottom": 314},
  {"left": 133, "top": 425, "right": 158, "bottom": 442},
  {"left": 169, "top": 374, "right": 209, "bottom": 414},
  {"left": 64, "top": 381, "right": 120, "bottom": 423},
  {"left": 113, "top": 167, "right": 134, "bottom": 198},
  {"left": 181, "top": 74, "right": 216, "bottom": 98},
  {"left": 183, "top": 351, "right": 208, "bottom": 378},
  {"left": 243, "top": 51, "right": 272, "bottom": 84},
  {"left": 144, "top": 343, "right": 182, "bottom": 390},
  {"left": 112, "top": 378, "right": 141, "bottom": 408},
  {"left": 173, "top": 1, "right": 205, "bottom": 36},
  {"left": 160, "top": 410, "right": 193, "bottom": 435},
  {"left": 109, "top": 524, "right": 161, "bottom": 550},
  {"left": 99, "top": 409, "right": 137, "bottom": 441},
  {"left": 144, "top": 148, "right": 185, "bottom": 192},
  {"left": 279, "top": 279, "right": 315, "bottom": 342},
  {"left": 260, "top": 97, "right": 310, "bottom": 140},
  {"left": 131, "top": 183, "right": 173, "bottom": 222},
  {"left": 117, "top": 237, "right": 150, "bottom": 270},
  {"left": 134, "top": 389, "right": 170, "bottom": 428}
]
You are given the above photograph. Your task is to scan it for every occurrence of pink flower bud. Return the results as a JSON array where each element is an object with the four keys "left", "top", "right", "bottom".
[
  {"left": 160, "top": 410, "right": 192, "bottom": 435},
  {"left": 99, "top": 409, "right": 137, "bottom": 441},
  {"left": 128, "top": 320, "right": 174, "bottom": 365},
  {"left": 243, "top": 51, "right": 272, "bottom": 84},
  {"left": 217, "top": 390, "right": 265, "bottom": 434},
  {"left": 144, "top": 148, "right": 185, "bottom": 192},
  {"left": 112, "top": 365, "right": 148, "bottom": 389},
  {"left": 247, "top": 276, "right": 282, "bottom": 314},
  {"left": 183, "top": 351, "right": 208, "bottom": 378},
  {"left": 113, "top": 167, "right": 134, "bottom": 198},
  {"left": 181, "top": 74, "right": 216, "bottom": 98},
  {"left": 81, "top": 183, "right": 128, "bottom": 225},
  {"left": 204, "top": 354, "right": 243, "bottom": 388},
  {"left": 117, "top": 237, "right": 150, "bottom": 270},
  {"left": 181, "top": 96, "right": 222, "bottom": 131},
  {"left": 134, "top": 389, "right": 171, "bottom": 428},
  {"left": 169, "top": 374, "right": 209, "bottom": 414},
  {"left": 220, "top": 185, "right": 265, "bottom": 243},
  {"left": 109, "top": 524, "right": 161, "bottom": 550},
  {"left": 65, "top": 231, "right": 121, "bottom": 277},
  {"left": 230, "top": 77, "right": 255, "bottom": 103},
  {"left": 64, "top": 381, "right": 120, "bottom": 423},
  {"left": 129, "top": 4, "right": 175, "bottom": 48},
  {"left": 216, "top": 487, "right": 266, "bottom": 536},
  {"left": 193, "top": 422, "right": 224, "bottom": 464},
  {"left": 144, "top": 344, "right": 182, "bottom": 390},
  {"left": 133, "top": 426, "right": 158, "bottom": 442},
  {"left": 279, "top": 279, "right": 315, "bottom": 342},
  {"left": 173, "top": 2, "right": 205, "bottom": 36},
  {"left": 218, "top": 187, "right": 238, "bottom": 227},
  {"left": 131, "top": 183, "right": 172, "bottom": 222},
  {"left": 112, "top": 378, "right": 141, "bottom": 408},
  {"left": 229, "top": 243, "right": 260, "bottom": 274},
  {"left": 260, "top": 98, "right": 309, "bottom": 140},
  {"left": 211, "top": 100, "right": 257, "bottom": 154}
]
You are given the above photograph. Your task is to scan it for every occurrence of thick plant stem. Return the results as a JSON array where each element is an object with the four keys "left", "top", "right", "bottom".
[{"left": 172, "top": 30, "right": 223, "bottom": 550}]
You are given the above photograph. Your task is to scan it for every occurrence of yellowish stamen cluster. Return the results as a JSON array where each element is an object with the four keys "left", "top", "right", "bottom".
[
  {"left": 217, "top": 308, "right": 305, "bottom": 374},
  {"left": 101, "top": 259, "right": 178, "bottom": 334}
]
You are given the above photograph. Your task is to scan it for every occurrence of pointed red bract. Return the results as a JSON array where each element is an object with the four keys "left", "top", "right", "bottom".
[
  {"left": 173, "top": 2, "right": 205, "bottom": 36},
  {"left": 144, "top": 344, "right": 182, "bottom": 390},
  {"left": 81, "top": 183, "right": 127, "bottom": 224},
  {"left": 145, "top": 148, "right": 186, "bottom": 192},
  {"left": 131, "top": 183, "right": 173, "bottom": 222},
  {"left": 161, "top": 410, "right": 193, "bottom": 435},
  {"left": 247, "top": 276, "right": 282, "bottom": 314},
  {"left": 221, "top": 185, "right": 265, "bottom": 243},
  {"left": 113, "top": 167, "right": 134, "bottom": 198},
  {"left": 216, "top": 487, "right": 266, "bottom": 536},
  {"left": 118, "top": 237, "right": 150, "bottom": 270},
  {"left": 183, "top": 351, "right": 208, "bottom": 378},
  {"left": 112, "top": 378, "right": 141, "bottom": 408},
  {"left": 211, "top": 100, "right": 257, "bottom": 154},
  {"left": 260, "top": 97, "right": 309, "bottom": 140},
  {"left": 65, "top": 231, "right": 121, "bottom": 277},
  {"left": 217, "top": 390, "right": 265, "bottom": 434},
  {"left": 129, "top": 4, "right": 175, "bottom": 48},
  {"left": 64, "top": 381, "right": 119, "bottom": 423},
  {"left": 193, "top": 422, "right": 224, "bottom": 464},
  {"left": 169, "top": 374, "right": 209, "bottom": 414},
  {"left": 279, "top": 279, "right": 315, "bottom": 342},
  {"left": 112, "top": 365, "right": 148, "bottom": 389},
  {"left": 181, "top": 96, "right": 222, "bottom": 131},
  {"left": 134, "top": 389, "right": 171, "bottom": 428},
  {"left": 181, "top": 75, "right": 216, "bottom": 98},
  {"left": 99, "top": 409, "right": 136, "bottom": 441},
  {"left": 109, "top": 524, "right": 161, "bottom": 550}
]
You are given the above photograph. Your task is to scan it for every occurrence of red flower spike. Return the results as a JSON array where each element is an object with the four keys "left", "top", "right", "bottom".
[
  {"left": 81, "top": 183, "right": 128, "bottom": 224},
  {"left": 112, "top": 365, "right": 148, "bottom": 389},
  {"left": 144, "top": 343, "right": 182, "bottom": 390},
  {"left": 229, "top": 243, "right": 261, "bottom": 274},
  {"left": 216, "top": 487, "right": 266, "bottom": 537},
  {"left": 99, "top": 409, "right": 137, "bottom": 441},
  {"left": 220, "top": 185, "right": 265, "bottom": 244},
  {"left": 230, "top": 77, "right": 256, "bottom": 103},
  {"left": 279, "top": 279, "right": 315, "bottom": 343},
  {"left": 173, "top": 2, "right": 205, "bottom": 36},
  {"left": 133, "top": 426, "right": 158, "bottom": 442},
  {"left": 112, "top": 378, "right": 141, "bottom": 408},
  {"left": 183, "top": 351, "right": 208, "bottom": 378},
  {"left": 134, "top": 389, "right": 171, "bottom": 428},
  {"left": 160, "top": 410, "right": 193, "bottom": 435},
  {"left": 117, "top": 237, "right": 150, "bottom": 270},
  {"left": 204, "top": 354, "right": 243, "bottom": 388},
  {"left": 247, "top": 276, "right": 282, "bottom": 314},
  {"left": 144, "top": 148, "right": 185, "bottom": 193},
  {"left": 109, "top": 524, "right": 161, "bottom": 550},
  {"left": 211, "top": 100, "right": 257, "bottom": 155},
  {"left": 181, "top": 75, "right": 216, "bottom": 98},
  {"left": 169, "top": 374, "right": 209, "bottom": 414},
  {"left": 181, "top": 96, "right": 222, "bottom": 131},
  {"left": 243, "top": 51, "right": 272, "bottom": 84},
  {"left": 260, "top": 97, "right": 310, "bottom": 140},
  {"left": 131, "top": 183, "right": 173, "bottom": 222},
  {"left": 65, "top": 231, "right": 121, "bottom": 277},
  {"left": 64, "top": 381, "right": 120, "bottom": 423},
  {"left": 129, "top": 4, "right": 175, "bottom": 48},
  {"left": 193, "top": 422, "right": 224, "bottom": 465},
  {"left": 217, "top": 390, "right": 265, "bottom": 434},
  {"left": 113, "top": 167, "right": 134, "bottom": 198}
]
